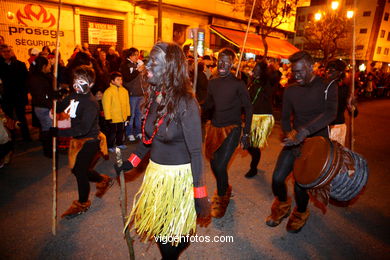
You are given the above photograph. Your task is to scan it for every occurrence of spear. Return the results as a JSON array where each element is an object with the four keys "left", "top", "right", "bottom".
[
  {"left": 115, "top": 148, "right": 135, "bottom": 260},
  {"left": 52, "top": 0, "right": 62, "bottom": 236},
  {"left": 236, "top": 0, "right": 257, "bottom": 77}
]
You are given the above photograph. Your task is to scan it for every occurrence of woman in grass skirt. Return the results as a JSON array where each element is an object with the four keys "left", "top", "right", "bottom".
[
  {"left": 116, "top": 42, "right": 210, "bottom": 259},
  {"left": 245, "top": 61, "right": 275, "bottom": 178}
]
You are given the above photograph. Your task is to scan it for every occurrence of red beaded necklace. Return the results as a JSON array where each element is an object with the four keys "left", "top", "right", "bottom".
[{"left": 141, "top": 94, "right": 167, "bottom": 145}]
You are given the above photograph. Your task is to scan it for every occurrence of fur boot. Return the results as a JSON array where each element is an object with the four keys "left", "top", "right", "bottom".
[
  {"left": 95, "top": 174, "right": 114, "bottom": 198},
  {"left": 211, "top": 185, "right": 232, "bottom": 218},
  {"left": 61, "top": 200, "right": 91, "bottom": 219},
  {"left": 286, "top": 207, "right": 310, "bottom": 233},
  {"left": 265, "top": 197, "right": 292, "bottom": 227}
]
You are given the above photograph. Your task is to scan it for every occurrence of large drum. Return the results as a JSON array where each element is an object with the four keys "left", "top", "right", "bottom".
[{"left": 293, "top": 136, "right": 368, "bottom": 202}]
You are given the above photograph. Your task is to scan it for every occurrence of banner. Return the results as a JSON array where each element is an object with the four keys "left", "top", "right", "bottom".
[
  {"left": 88, "top": 22, "right": 117, "bottom": 45},
  {"left": 0, "top": 1, "right": 75, "bottom": 65}
]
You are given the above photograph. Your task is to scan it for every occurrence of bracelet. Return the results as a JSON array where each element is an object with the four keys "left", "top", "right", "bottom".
[
  {"left": 194, "top": 186, "right": 208, "bottom": 198},
  {"left": 128, "top": 153, "right": 141, "bottom": 167}
]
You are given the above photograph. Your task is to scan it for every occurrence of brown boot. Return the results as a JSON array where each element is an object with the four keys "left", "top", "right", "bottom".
[
  {"left": 211, "top": 185, "right": 232, "bottom": 218},
  {"left": 265, "top": 197, "right": 291, "bottom": 227},
  {"left": 95, "top": 174, "right": 114, "bottom": 198},
  {"left": 61, "top": 200, "right": 91, "bottom": 219},
  {"left": 286, "top": 208, "right": 310, "bottom": 233}
]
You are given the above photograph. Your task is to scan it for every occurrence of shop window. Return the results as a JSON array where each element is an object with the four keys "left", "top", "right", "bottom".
[
  {"left": 359, "top": 28, "right": 368, "bottom": 34},
  {"left": 380, "top": 30, "right": 386, "bottom": 38},
  {"left": 363, "top": 11, "right": 371, "bottom": 17},
  {"left": 377, "top": 46, "right": 382, "bottom": 54},
  {"left": 385, "top": 13, "right": 389, "bottom": 21},
  {"left": 384, "top": 48, "right": 389, "bottom": 55}
]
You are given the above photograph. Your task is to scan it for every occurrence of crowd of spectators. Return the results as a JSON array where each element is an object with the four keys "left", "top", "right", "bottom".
[{"left": 0, "top": 37, "right": 389, "bottom": 168}]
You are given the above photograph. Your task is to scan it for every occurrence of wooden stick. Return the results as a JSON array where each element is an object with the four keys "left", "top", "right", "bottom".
[
  {"left": 52, "top": 0, "right": 62, "bottom": 236},
  {"left": 115, "top": 148, "right": 135, "bottom": 260},
  {"left": 235, "top": 0, "right": 257, "bottom": 77}
]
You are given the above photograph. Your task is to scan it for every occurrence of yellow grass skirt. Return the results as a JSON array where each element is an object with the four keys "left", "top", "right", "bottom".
[
  {"left": 124, "top": 160, "right": 197, "bottom": 245},
  {"left": 250, "top": 114, "right": 274, "bottom": 148}
]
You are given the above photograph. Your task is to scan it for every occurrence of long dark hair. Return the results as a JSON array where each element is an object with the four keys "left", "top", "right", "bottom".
[{"left": 145, "top": 42, "right": 193, "bottom": 125}]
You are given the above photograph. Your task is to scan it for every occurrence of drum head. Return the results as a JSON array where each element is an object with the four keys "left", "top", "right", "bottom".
[{"left": 294, "top": 136, "right": 332, "bottom": 186}]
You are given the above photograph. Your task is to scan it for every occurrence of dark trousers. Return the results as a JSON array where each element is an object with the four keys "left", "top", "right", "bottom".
[
  {"left": 210, "top": 127, "right": 241, "bottom": 196},
  {"left": 71, "top": 139, "right": 103, "bottom": 203},
  {"left": 248, "top": 147, "right": 261, "bottom": 170},
  {"left": 107, "top": 122, "right": 124, "bottom": 148},
  {"left": 157, "top": 241, "right": 189, "bottom": 260},
  {"left": 271, "top": 146, "right": 309, "bottom": 212},
  {"left": 2, "top": 103, "right": 30, "bottom": 141}
]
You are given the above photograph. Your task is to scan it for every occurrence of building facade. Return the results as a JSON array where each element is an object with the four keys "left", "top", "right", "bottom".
[
  {"left": 1, "top": 0, "right": 299, "bottom": 63},
  {"left": 293, "top": 0, "right": 390, "bottom": 71}
]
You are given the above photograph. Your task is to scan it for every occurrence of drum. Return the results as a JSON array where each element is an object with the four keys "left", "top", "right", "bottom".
[{"left": 293, "top": 136, "right": 368, "bottom": 202}]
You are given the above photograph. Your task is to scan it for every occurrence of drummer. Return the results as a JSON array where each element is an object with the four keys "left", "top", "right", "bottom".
[{"left": 265, "top": 51, "right": 338, "bottom": 233}]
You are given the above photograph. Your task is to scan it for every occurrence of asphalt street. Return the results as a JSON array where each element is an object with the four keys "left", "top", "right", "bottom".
[{"left": 0, "top": 98, "right": 389, "bottom": 260}]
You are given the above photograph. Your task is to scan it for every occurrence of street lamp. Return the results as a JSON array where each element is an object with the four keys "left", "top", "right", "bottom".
[
  {"left": 346, "top": 10, "right": 354, "bottom": 19},
  {"left": 315, "top": 12, "right": 322, "bottom": 21},
  {"left": 331, "top": 1, "right": 339, "bottom": 10}
]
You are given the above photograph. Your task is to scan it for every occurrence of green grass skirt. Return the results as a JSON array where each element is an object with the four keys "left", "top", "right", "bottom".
[
  {"left": 125, "top": 160, "right": 197, "bottom": 245},
  {"left": 250, "top": 114, "right": 274, "bottom": 148}
]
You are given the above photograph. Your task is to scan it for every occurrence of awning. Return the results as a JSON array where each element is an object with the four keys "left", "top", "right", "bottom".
[{"left": 209, "top": 25, "right": 299, "bottom": 59}]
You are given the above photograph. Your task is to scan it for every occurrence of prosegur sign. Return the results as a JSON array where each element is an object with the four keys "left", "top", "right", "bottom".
[{"left": 0, "top": 1, "right": 74, "bottom": 63}]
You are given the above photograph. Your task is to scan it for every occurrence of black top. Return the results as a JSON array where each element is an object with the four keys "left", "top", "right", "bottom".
[
  {"left": 57, "top": 92, "right": 100, "bottom": 139},
  {"left": 133, "top": 96, "right": 204, "bottom": 187},
  {"left": 248, "top": 78, "right": 274, "bottom": 115},
  {"left": 0, "top": 58, "right": 28, "bottom": 105},
  {"left": 282, "top": 76, "right": 338, "bottom": 137},
  {"left": 27, "top": 72, "right": 54, "bottom": 108},
  {"left": 120, "top": 59, "right": 143, "bottom": 96},
  {"left": 203, "top": 73, "right": 253, "bottom": 134},
  {"left": 332, "top": 82, "right": 349, "bottom": 125}
]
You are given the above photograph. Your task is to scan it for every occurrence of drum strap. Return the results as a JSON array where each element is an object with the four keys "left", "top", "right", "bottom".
[
  {"left": 324, "top": 79, "right": 337, "bottom": 101},
  {"left": 325, "top": 79, "right": 337, "bottom": 136}
]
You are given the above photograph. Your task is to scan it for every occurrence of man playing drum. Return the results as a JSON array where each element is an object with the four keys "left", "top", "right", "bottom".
[{"left": 265, "top": 51, "right": 338, "bottom": 233}]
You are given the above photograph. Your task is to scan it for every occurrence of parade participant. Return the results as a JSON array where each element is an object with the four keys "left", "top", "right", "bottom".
[
  {"left": 50, "top": 65, "right": 112, "bottom": 219},
  {"left": 245, "top": 61, "right": 275, "bottom": 178},
  {"left": 326, "top": 59, "right": 353, "bottom": 146},
  {"left": 115, "top": 42, "right": 210, "bottom": 260},
  {"left": 265, "top": 51, "right": 338, "bottom": 233},
  {"left": 202, "top": 48, "right": 252, "bottom": 218}
]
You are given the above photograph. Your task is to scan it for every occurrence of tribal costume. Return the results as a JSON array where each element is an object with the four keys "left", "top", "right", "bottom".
[
  {"left": 245, "top": 62, "right": 275, "bottom": 178},
  {"left": 203, "top": 67, "right": 252, "bottom": 218},
  {"left": 266, "top": 52, "right": 338, "bottom": 233},
  {"left": 55, "top": 66, "right": 111, "bottom": 219}
]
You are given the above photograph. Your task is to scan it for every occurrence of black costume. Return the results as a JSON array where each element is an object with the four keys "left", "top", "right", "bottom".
[
  {"left": 123, "top": 96, "right": 205, "bottom": 250},
  {"left": 203, "top": 73, "right": 252, "bottom": 196},
  {"left": 56, "top": 92, "right": 109, "bottom": 211},
  {"left": 246, "top": 75, "right": 274, "bottom": 177},
  {"left": 130, "top": 96, "right": 203, "bottom": 184},
  {"left": 273, "top": 76, "right": 338, "bottom": 212}
]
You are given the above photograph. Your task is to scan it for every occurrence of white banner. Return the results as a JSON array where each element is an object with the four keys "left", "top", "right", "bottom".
[{"left": 88, "top": 22, "right": 117, "bottom": 45}]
